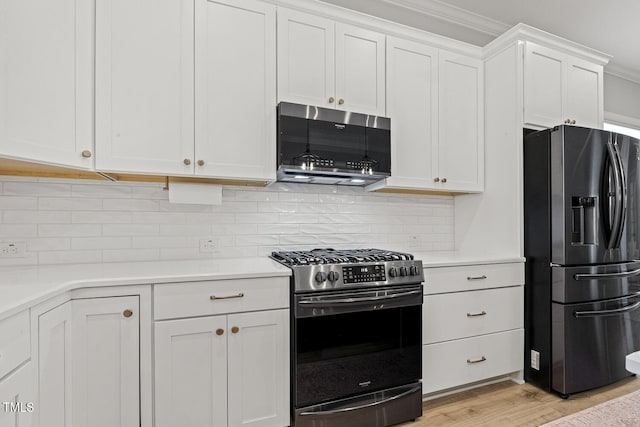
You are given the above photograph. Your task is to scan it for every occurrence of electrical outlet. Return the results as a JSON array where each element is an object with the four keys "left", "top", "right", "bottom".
[
  {"left": 199, "top": 238, "right": 218, "bottom": 253},
  {"left": 530, "top": 350, "right": 540, "bottom": 370},
  {"left": 0, "top": 242, "right": 26, "bottom": 258}
]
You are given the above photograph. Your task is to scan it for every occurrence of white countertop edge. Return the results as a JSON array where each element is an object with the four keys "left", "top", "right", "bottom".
[
  {"left": 414, "top": 252, "right": 525, "bottom": 268},
  {"left": 0, "top": 258, "right": 291, "bottom": 321}
]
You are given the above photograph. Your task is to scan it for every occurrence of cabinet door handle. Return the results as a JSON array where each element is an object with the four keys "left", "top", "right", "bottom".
[
  {"left": 210, "top": 293, "right": 244, "bottom": 300},
  {"left": 197, "top": 160, "right": 205, "bottom": 166},
  {"left": 231, "top": 326, "right": 240, "bottom": 334},
  {"left": 434, "top": 177, "right": 440, "bottom": 183},
  {"left": 216, "top": 329, "right": 224, "bottom": 336},
  {"left": 467, "top": 356, "right": 487, "bottom": 364},
  {"left": 466, "top": 311, "right": 487, "bottom": 317},
  {"left": 81, "top": 150, "right": 92, "bottom": 158},
  {"left": 570, "top": 119, "right": 576, "bottom": 125},
  {"left": 329, "top": 97, "right": 335, "bottom": 103},
  {"left": 338, "top": 98, "right": 344, "bottom": 105},
  {"left": 467, "top": 275, "right": 487, "bottom": 281},
  {"left": 183, "top": 158, "right": 191, "bottom": 165},
  {"left": 564, "top": 119, "right": 570, "bottom": 124},
  {"left": 441, "top": 178, "right": 447, "bottom": 183},
  {"left": 123, "top": 309, "right": 133, "bottom": 318}
]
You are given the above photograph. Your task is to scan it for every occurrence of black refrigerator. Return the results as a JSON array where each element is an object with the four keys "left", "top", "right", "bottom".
[{"left": 524, "top": 125, "right": 640, "bottom": 397}]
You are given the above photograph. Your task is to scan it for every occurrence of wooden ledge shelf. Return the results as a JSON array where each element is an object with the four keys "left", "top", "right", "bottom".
[{"left": 0, "top": 158, "right": 269, "bottom": 187}]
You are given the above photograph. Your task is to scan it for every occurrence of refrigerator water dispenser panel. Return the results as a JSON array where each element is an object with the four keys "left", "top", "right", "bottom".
[{"left": 571, "top": 196, "right": 598, "bottom": 245}]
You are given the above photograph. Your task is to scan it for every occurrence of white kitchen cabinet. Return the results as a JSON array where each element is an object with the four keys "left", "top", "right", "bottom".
[
  {"left": 0, "top": 0, "right": 93, "bottom": 169},
  {"left": 37, "top": 302, "right": 72, "bottom": 427},
  {"left": 377, "top": 41, "right": 483, "bottom": 193},
  {"left": 96, "top": 0, "right": 275, "bottom": 182},
  {"left": 36, "top": 297, "right": 141, "bottom": 427},
  {"left": 72, "top": 296, "right": 140, "bottom": 427},
  {"left": 95, "top": 0, "right": 195, "bottom": 175},
  {"left": 277, "top": 8, "right": 386, "bottom": 116},
  {"left": 422, "top": 262, "right": 524, "bottom": 395},
  {"left": 384, "top": 37, "right": 439, "bottom": 190},
  {"left": 155, "top": 309, "right": 289, "bottom": 427},
  {"left": 0, "top": 363, "right": 34, "bottom": 427},
  {"left": 437, "top": 52, "right": 484, "bottom": 192},
  {"left": 524, "top": 41, "right": 603, "bottom": 129},
  {"left": 195, "top": 0, "right": 276, "bottom": 181}
]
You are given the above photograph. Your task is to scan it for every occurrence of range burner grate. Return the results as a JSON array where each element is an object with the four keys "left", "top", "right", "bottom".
[{"left": 271, "top": 248, "right": 414, "bottom": 266}]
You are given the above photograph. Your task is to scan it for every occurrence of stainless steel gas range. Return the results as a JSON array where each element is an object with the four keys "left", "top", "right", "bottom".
[{"left": 271, "top": 248, "right": 424, "bottom": 427}]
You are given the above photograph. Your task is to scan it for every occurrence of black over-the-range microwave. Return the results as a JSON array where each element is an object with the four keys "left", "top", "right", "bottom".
[{"left": 276, "top": 102, "right": 391, "bottom": 186}]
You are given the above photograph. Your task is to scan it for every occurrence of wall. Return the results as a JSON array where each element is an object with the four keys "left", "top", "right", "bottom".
[
  {"left": 604, "top": 73, "right": 640, "bottom": 123},
  {"left": 0, "top": 176, "right": 454, "bottom": 266}
]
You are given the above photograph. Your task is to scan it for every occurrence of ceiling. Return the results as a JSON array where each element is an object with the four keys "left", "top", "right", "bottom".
[{"left": 321, "top": 0, "right": 640, "bottom": 82}]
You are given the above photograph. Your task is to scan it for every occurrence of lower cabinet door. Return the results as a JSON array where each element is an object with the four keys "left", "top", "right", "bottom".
[
  {"left": 72, "top": 296, "right": 140, "bottom": 427},
  {"left": 227, "top": 309, "right": 289, "bottom": 427},
  {"left": 422, "top": 329, "right": 523, "bottom": 394},
  {"left": 0, "top": 362, "right": 34, "bottom": 427},
  {"left": 154, "top": 316, "right": 228, "bottom": 427},
  {"left": 37, "top": 301, "right": 73, "bottom": 427}
]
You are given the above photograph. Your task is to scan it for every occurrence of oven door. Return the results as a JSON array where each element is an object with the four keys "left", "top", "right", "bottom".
[{"left": 293, "top": 285, "right": 422, "bottom": 409}]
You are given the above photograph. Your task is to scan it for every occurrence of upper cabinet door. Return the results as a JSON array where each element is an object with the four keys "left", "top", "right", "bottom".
[
  {"left": 438, "top": 52, "right": 484, "bottom": 192},
  {"left": 95, "top": 0, "right": 195, "bottom": 175},
  {"left": 524, "top": 42, "right": 565, "bottom": 128},
  {"left": 385, "top": 37, "right": 439, "bottom": 189},
  {"left": 335, "top": 23, "right": 386, "bottom": 116},
  {"left": 195, "top": 0, "right": 276, "bottom": 181},
  {"left": 565, "top": 57, "right": 603, "bottom": 129},
  {"left": 277, "top": 8, "right": 335, "bottom": 108},
  {"left": 72, "top": 296, "right": 140, "bottom": 427},
  {"left": 0, "top": 0, "right": 93, "bottom": 169}
]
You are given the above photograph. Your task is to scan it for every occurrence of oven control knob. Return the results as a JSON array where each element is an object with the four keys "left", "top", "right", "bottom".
[
  {"left": 388, "top": 267, "right": 398, "bottom": 277},
  {"left": 399, "top": 266, "right": 408, "bottom": 276},
  {"left": 410, "top": 266, "right": 419, "bottom": 276},
  {"left": 328, "top": 271, "right": 340, "bottom": 282},
  {"left": 315, "top": 272, "right": 327, "bottom": 283}
]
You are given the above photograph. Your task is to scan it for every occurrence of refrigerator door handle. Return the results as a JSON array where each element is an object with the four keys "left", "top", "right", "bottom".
[
  {"left": 574, "top": 300, "right": 640, "bottom": 318},
  {"left": 612, "top": 134, "right": 627, "bottom": 248},
  {"left": 605, "top": 136, "right": 624, "bottom": 249},
  {"left": 574, "top": 268, "right": 640, "bottom": 280}
]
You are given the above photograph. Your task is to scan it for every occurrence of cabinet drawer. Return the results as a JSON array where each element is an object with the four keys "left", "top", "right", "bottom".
[
  {"left": 423, "top": 286, "right": 523, "bottom": 344},
  {"left": 154, "top": 277, "right": 289, "bottom": 320},
  {"left": 422, "top": 329, "right": 523, "bottom": 394},
  {"left": 0, "top": 310, "right": 30, "bottom": 380},
  {"left": 424, "top": 263, "right": 524, "bottom": 295}
]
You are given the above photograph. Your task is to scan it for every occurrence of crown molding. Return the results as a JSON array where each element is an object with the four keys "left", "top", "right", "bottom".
[{"left": 379, "top": 0, "right": 509, "bottom": 37}]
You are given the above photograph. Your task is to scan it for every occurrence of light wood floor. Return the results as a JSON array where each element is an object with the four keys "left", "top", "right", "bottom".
[{"left": 402, "top": 376, "right": 640, "bottom": 426}]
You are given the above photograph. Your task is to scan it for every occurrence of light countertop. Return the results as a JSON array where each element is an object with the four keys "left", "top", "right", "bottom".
[
  {"left": 0, "top": 252, "right": 524, "bottom": 320},
  {"left": 0, "top": 257, "right": 291, "bottom": 320}
]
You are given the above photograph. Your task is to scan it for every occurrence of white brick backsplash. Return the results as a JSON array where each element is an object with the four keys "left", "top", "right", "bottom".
[
  {"left": 39, "top": 197, "right": 103, "bottom": 211},
  {"left": 72, "top": 237, "right": 132, "bottom": 250},
  {"left": 39, "top": 224, "right": 102, "bottom": 237},
  {"left": 103, "top": 248, "right": 159, "bottom": 263},
  {"left": 4, "top": 210, "right": 72, "bottom": 224},
  {"left": 0, "top": 196, "right": 38, "bottom": 209},
  {"left": 0, "top": 176, "right": 454, "bottom": 266}
]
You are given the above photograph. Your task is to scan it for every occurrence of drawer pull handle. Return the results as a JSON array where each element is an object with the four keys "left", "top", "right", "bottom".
[
  {"left": 467, "top": 275, "right": 487, "bottom": 281},
  {"left": 231, "top": 326, "right": 240, "bottom": 334},
  {"left": 210, "top": 293, "right": 244, "bottom": 300},
  {"left": 123, "top": 309, "right": 133, "bottom": 318},
  {"left": 467, "top": 356, "right": 487, "bottom": 364},
  {"left": 216, "top": 329, "right": 224, "bottom": 336},
  {"left": 467, "top": 311, "right": 487, "bottom": 317}
]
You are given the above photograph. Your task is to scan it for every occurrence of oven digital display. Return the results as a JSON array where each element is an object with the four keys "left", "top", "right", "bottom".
[{"left": 342, "top": 264, "right": 386, "bottom": 284}]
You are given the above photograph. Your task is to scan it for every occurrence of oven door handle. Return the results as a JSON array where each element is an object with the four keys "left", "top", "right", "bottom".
[
  {"left": 299, "top": 385, "right": 421, "bottom": 416},
  {"left": 298, "top": 290, "right": 422, "bottom": 305},
  {"left": 574, "top": 268, "right": 640, "bottom": 280},
  {"left": 574, "top": 301, "right": 640, "bottom": 318}
]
